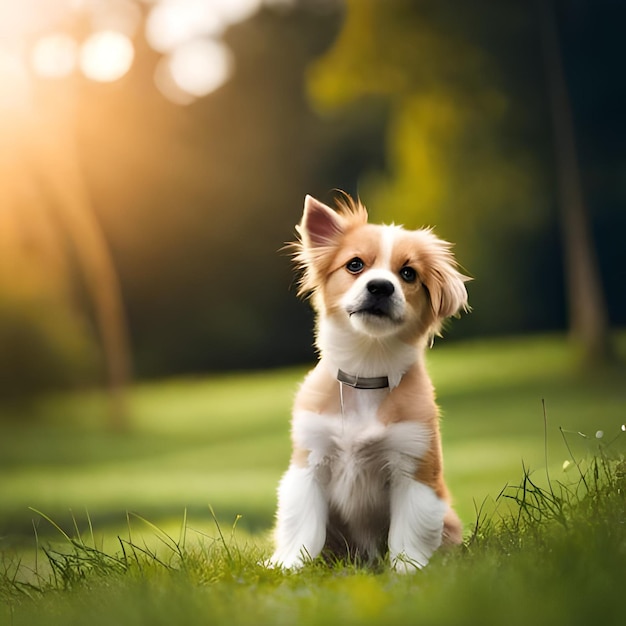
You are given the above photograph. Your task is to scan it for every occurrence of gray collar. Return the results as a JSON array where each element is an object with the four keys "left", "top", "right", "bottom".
[{"left": 337, "top": 369, "right": 390, "bottom": 390}]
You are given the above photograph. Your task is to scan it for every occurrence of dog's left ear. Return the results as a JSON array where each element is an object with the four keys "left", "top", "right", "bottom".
[
  {"left": 291, "top": 195, "right": 349, "bottom": 299},
  {"left": 299, "top": 195, "right": 346, "bottom": 249},
  {"left": 421, "top": 238, "right": 470, "bottom": 320}
]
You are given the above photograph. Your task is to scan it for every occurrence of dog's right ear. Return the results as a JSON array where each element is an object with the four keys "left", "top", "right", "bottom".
[{"left": 299, "top": 195, "right": 345, "bottom": 249}]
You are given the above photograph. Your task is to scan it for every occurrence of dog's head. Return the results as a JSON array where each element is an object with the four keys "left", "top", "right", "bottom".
[{"left": 291, "top": 194, "right": 469, "bottom": 344}]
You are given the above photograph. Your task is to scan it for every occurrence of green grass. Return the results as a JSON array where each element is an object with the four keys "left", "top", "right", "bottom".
[
  {"left": 0, "top": 368, "right": 299, "bottom": 540},
  {"left": 1, "top": 333, "right": 625, "bottom": 624},
  {"left": 2, "top": 453, "right": 625, "bottom": 625},
  {"left": 2, "top": 333, "right": 624, "bottom": 540}
]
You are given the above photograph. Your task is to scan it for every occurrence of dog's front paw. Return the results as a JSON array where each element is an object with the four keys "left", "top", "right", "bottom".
[
  {"left": 267, "top": 551, "right": 307, "bottom": 571},
  {"left": 391, "top": 552, "right": 427, "bottom": 574}
]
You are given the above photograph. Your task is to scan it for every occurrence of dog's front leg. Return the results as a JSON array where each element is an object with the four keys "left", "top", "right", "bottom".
[
  {"left": 270, "top": 464, "right": 327, "bottom": 569},
  {"left": 388, "top": 476, "right": 448, "bottom": 573}
]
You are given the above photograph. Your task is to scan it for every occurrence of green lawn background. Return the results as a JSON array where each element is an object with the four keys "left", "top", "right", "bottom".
[{"left": 1, "top": 333, "right": 625, "bottom": 550}]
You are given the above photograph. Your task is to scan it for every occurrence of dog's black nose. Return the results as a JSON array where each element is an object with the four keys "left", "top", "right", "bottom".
[{"left": 367, "top": 279, "right": 395, "bottom": 297}]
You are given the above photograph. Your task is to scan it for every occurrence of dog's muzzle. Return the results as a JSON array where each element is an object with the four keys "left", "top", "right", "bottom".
[{"left": 353, "top": 278, "right": 396, "bottom": 318}]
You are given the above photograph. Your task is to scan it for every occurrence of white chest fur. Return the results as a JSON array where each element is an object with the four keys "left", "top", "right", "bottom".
[{"left": 291, "top": 387, "right": 431, "bottom": 557}]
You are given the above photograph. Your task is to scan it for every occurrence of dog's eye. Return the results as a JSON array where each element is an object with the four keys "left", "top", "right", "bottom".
[
  {"left": 346, "top": 257, "right": 365, "bottom": 274},
  {"left": 399, "top": 266, "right": 417, "bottom": 283}
]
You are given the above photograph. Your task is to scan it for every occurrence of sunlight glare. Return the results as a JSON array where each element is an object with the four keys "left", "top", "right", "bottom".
[
  {"left": 79, "top": 30, "right": 134, "bottom": 82},
  {"left": 32, "top": 34, "right": 78, "bottom": 78},
  {"left": 0, "top": 1, "right": 75, "bottom": 40},
  {"left": 0, "top": 50, "right": 31, "bottom": 112}
]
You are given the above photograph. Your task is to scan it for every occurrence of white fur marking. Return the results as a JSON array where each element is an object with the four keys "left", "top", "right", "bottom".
[
  {"left": 291, "top": 411, "right": 431, "bottom": 470},
  {"left": 379, "top": 225, "right": 398, "bottom": 270},
  {"left": 316, "top": 320, "right": 418, "bottom": 388},
  {"left": 270, "top": 464, "right": 327, "bottom": 569},
  {"left": 388, "top": 479, "right": 447, "bottom": 572}
]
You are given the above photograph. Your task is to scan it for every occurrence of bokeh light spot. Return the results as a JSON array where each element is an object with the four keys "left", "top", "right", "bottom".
[
  {"left": 146, "top": 0, "right": 224, "bottom": 53},
  {"left": 157, "top": 38, "right": 234, "bottom": 103},
  {"left": 213, "top": 0, "right": 262, "bottom": 25},
  {"left": 79, "top": 30, "right": 134, "bottom": 83}
]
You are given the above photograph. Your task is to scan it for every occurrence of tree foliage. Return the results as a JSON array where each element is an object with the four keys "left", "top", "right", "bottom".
[{"left": 309, "top": 0, "right": 624, "bottom": 343}]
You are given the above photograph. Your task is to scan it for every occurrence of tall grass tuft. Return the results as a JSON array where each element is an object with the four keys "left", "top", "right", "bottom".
[{"left": 470, "top": 424, "right": 625, "bottom": 536}]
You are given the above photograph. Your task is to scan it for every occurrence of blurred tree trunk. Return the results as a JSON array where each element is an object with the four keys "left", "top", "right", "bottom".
[
  {"left": 31, "top": 95, "right": 132, "bottom": 432},
  {"left": 48, "top": 160, "right": 132, "bottom": 432},
  {"left": 538, "top": 0, "right": 611, "bottom": 364}
]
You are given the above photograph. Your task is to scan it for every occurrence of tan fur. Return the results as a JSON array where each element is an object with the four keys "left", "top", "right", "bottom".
[{"left": 290, "top": 365, "right": 341, "bottom": 469}]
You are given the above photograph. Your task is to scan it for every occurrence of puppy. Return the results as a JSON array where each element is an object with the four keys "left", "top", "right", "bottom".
[{"left": 270, "top": 194, "right": 469, "bottom": 571}]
